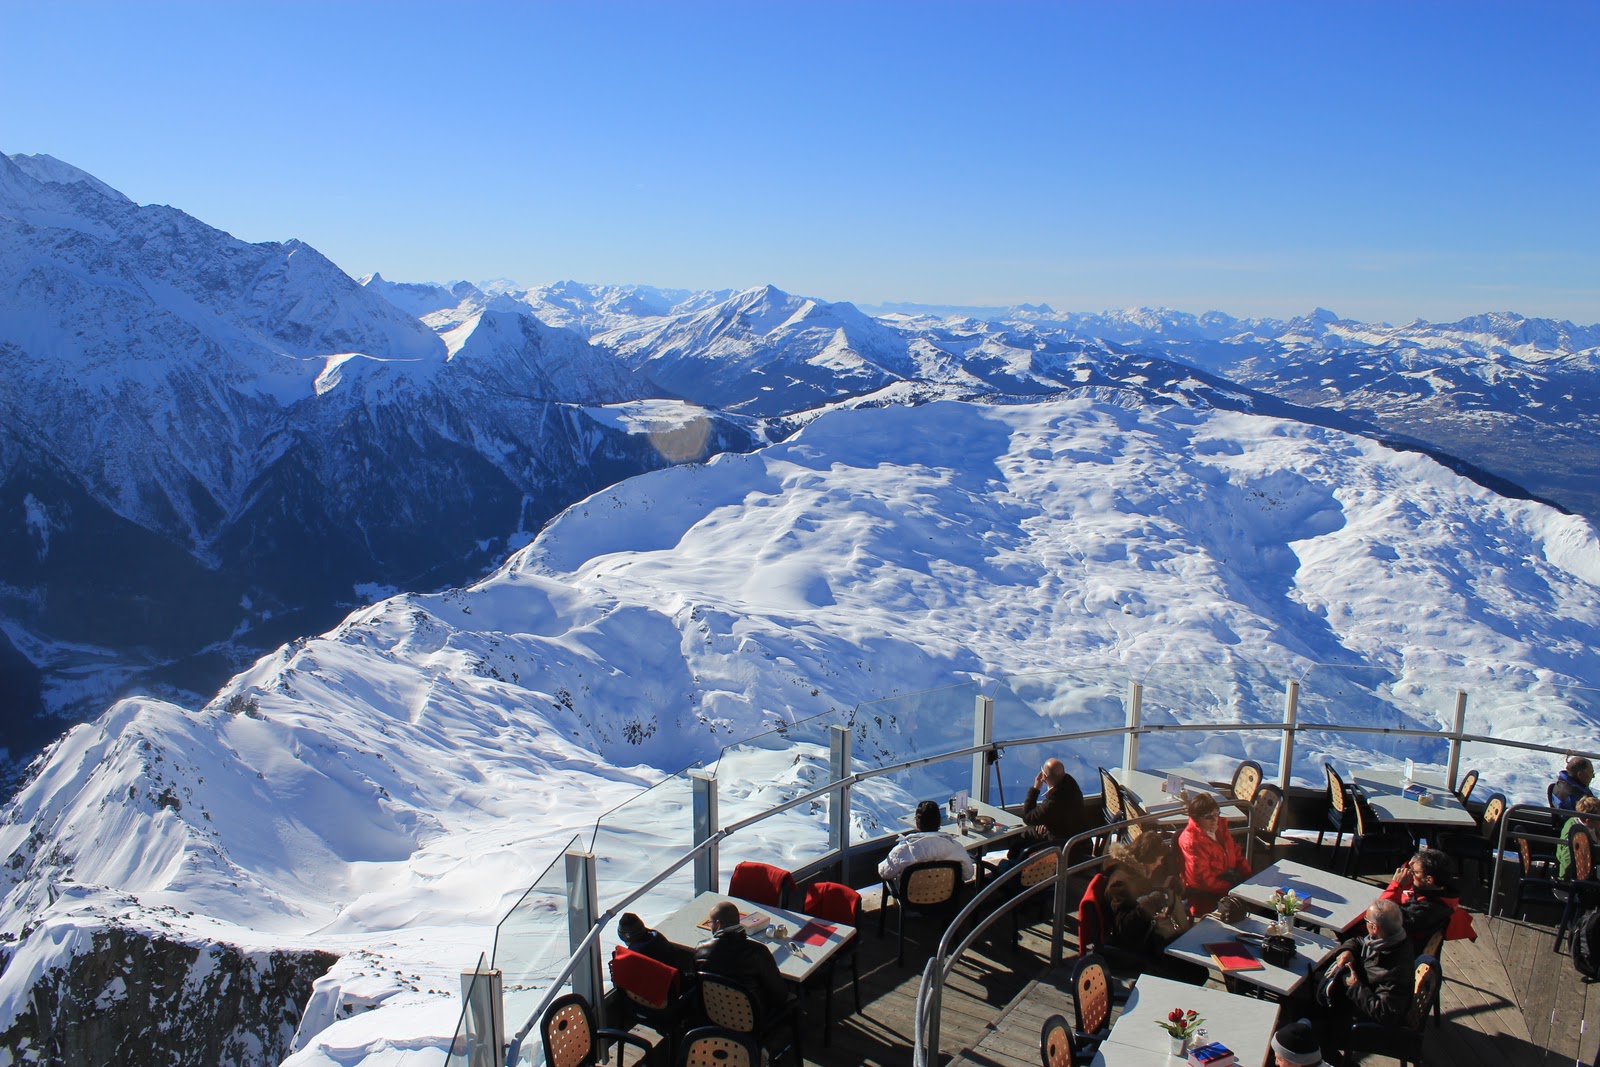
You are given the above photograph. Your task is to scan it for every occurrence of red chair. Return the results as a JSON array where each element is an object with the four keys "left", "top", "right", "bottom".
[
  {"left": 609, "top": 946, "right": 690, "bottom": 1059},
  {"left": 802, "top": 881, "right": 861, "bottom": 1044},
  {"left": 728, "top": 861, "right": 796, "bottom": 909}
]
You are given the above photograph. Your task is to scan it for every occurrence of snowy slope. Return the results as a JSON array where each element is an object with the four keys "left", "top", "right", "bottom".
[{"left": 3, "top": 398, "right": 1599, "bottom": 1065}]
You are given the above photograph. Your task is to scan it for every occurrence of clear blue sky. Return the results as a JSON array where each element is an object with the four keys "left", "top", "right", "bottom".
[{"left": 5, "top": 0, "right": 1597, "bottom": 324}]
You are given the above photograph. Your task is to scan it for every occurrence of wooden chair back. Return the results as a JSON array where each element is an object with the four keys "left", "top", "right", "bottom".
[
  {"left": 903, "top": 860, "right": 962, "bottom": 906},
  {"left": 678, "top": 1026, "right": 762, "bottom": 1067},
  {"left": 699, "top": 974, "right": 759, "bottom": 1034},
  {"left": 1456, "top": 769, "right": 1479, "bottom": 805}
]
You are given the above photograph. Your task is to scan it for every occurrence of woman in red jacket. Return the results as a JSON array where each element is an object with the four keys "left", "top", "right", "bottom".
[{"left": 1177, "top": 792, "right": 1251, "bottom": 917}]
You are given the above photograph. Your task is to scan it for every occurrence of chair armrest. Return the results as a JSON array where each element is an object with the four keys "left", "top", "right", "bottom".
[{"left": 597, "top": 1028, "right": 656, "bottom": 1062}]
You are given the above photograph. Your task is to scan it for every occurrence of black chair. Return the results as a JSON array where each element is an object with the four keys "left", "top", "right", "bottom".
[
  {"left": 1040, "top": 1012, "right": 1076, "bottom": 1067},
  {"left": 677, "top": 1026, "right": 762, "bottom": 1067},
  {"left": 696, "top": 972, "right": 801, "bottom": 1067},
  {"left": 1344, "top": 954, "right": 1440, "bottom": 1066},
  {"left": 1068, "top": 953, "right": 1114, "bottom": 1065},
  {"left": 610, "top": 946, "right": 694, "bottom": 1064},
  {"left": 1318, "top": 763, "right": 1357, "bottom": 862},
  {"left": 879, "top": 858, "right": 965, "bottom": 966},
  {"left": 1441, "top": 791, "right": 1506, "bottom": 890},
  {"left": 1511, "top": 834, "right": 1565, "bottom": 920},
  {"left": 1455, "top": 768, "right": 1480, "bottom": 806},
  {"left": 1554, "top": 824, "right": 1600, "bottom": 953},
  {"left": 541, "top": 991, "right": 656, "bottom": 1067},
  {"left": 1344, "top": 791, "right": 1412, "bottom": 878},
  {"left": 982, "top": 843, "right": 1059, "bottom": 951}
]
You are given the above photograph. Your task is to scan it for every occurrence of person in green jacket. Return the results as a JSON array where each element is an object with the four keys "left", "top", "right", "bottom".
[{"left": 1557, "top": 795, "right": 1600, "bottom": 879}]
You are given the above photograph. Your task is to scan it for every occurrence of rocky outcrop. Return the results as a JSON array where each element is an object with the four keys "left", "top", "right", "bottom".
[{"left": 0, "top": 923, "right": 335, "bottom": 1066}]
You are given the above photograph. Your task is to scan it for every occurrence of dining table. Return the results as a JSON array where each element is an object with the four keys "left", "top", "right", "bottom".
[
  {"left": 1163, "top": 911, "right": 1340, "bottom": 998},
  {"left": 651, "top": 890, "right": 855, "bottom": 985},
  {"left": 1352, "top": 768, "right": 1477, "bottom": 838},
  {"left": 1229, "top": 858, "right": 1376, "bottom": 935},
  {"left": 898, "top": 797, "right": 1027, "bottom": 853},
  {"left": 1087, "top": 972, "right": 1281, "bottom": 1067}
]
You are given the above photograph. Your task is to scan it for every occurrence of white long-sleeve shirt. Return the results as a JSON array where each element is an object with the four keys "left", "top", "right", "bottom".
[{"left": 878, "top": 831, "right": 977, "bottom": 884}]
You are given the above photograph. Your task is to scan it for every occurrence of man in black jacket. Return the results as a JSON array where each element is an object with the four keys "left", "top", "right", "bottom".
[
  {"left": 694, "top": 900, "right": 791, "bottom": 1015},
  {"left": 618, "top": 911, "right": 697, "bottom": 973},
  {"left": 1022, "top": 758, "right": 1090, "bottom": 850},
  {"left": 1319, "top": 899, "right": 1416, "bottom": 1028}
]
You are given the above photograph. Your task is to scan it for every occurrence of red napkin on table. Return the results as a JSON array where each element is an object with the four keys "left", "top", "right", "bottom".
[{"left": 795, "top": 920, "right": 836, "bottom": 946}]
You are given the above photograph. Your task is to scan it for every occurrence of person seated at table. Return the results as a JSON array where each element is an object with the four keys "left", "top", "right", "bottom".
[
  {"left": 1554, "top": 756, "right": 1595, "bottom": 811},
  {"left": 617, "top": 911, "right": 697, "bottom": 973},
  {"left": 1021, "top": 758, "right": 1092, "bottom": 854},
  {"left": 694, "top": 900, "right": 791, "bottom": 1013},
  {"left": 1102, "top": 832, "right": 1190, "bottom": 954},
  {"left": 1316, "top": 899, "right": 1415, "bottom": 1029},
  {"left": 1176, "top": 792, "right": 1250, "bottom": 917},
  {"left": 1270, "top": 1018, "right": 1323, "bottom": 1067},
  {"left": 1557, "top": 795, "right": 1600, "bottom": 879},
  {"left": 1379, "top": 847, "right": 1468, "bottom": 952},
  {"left": 879, "top": 800, "right": 977, "bottom": 884}
]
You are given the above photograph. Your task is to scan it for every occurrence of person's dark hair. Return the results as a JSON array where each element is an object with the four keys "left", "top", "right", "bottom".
[
  {"left": 1570, "top": 756, "right": 1595, "bottom": 778},
  {"left": 1186, "top": 793, "right": 1220, "bottom": 819},
  {"left": 915, "top": 800, "right": 943, "bottom": 832},
  {"left": 1413, "top": 847, "right": 1455, "bottom": 886},
  {"left": 618, "top": 912, "right": 647, "bottom": 944}
]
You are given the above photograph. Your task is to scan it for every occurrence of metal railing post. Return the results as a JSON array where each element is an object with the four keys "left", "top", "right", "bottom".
[
  {"left": 1447, "top": 689, "right": 1468, "bottom": 791},
  {"left": 1124, "top": 680, "right": 1143, "bottom": 772},
  {"left": 459, "top": 960, "right": 503, "bottom": 1067},
  {"left": 973, "top": 694, "right": 995, "bottom": 804},
  {"left": 692, "top": 771, "right": 719, "bottom": 896},
  {"left": 564, "top": 850, "right": 603, "bottom": 1023},
  {"left": 829, "top": 725, "right": 852, "bottom": 883},
  {"left": 1280, "top": 679, "right": 1300, "bottom": 789}
]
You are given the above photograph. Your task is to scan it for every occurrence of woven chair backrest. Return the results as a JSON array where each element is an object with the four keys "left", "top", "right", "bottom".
[
  {"left": 1073, "top": 957, "right": 1110, "bottom": 1034},
  {"left": 1233, "top": 761, "right": 1263, "bottom": 804},
  {"left": 1020, "top": 849, "right": 1060, "bottom": 889},
  {"left": 1573, "top": 823, "right": 1595, "bottom": 881},
  {"left": 1326, "top": 764, "right": 1349, "bottom": 813},
  {"left": 1481, "top": 794, "right": 1506, "bottom": 838},
  {"left": 905, "top": 863, "right": 959, "bottom": 905},
  {"left": 700, "top": 976, "right": 757, "bottom": 1033},
  {"left": 681, "top": 1028, "right": 761, "bottom": 1067},
  {"left": 1099, "top": 768, "right": 1124, "bottom": 819},
  {"left": 1040, "top": 1013, "right": 1075, "bottom": 1067},
  {"left": 543, "top": 999, "right": 595, "bottom": 1067}
]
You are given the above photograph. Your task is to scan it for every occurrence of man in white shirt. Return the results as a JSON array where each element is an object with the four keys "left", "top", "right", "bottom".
[{"left": 879, "top": 800, "right": 977, "bottom": 884}]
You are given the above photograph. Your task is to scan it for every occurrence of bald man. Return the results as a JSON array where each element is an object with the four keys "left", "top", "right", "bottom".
[{"left": 1022, "top": 758, "right": 1089, "bottom": 847}]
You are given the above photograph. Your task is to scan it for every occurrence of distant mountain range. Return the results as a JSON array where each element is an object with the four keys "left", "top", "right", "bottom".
[{"left": 3, "top": 150, "right": 1598, "bottom": 779}]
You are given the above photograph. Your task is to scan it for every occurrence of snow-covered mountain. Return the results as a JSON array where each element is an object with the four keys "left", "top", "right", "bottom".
[
  {"left": 3, "top": 397, "right": 1599, "bottom": 1065},
  {"left": 0, "top": 154, "right": 761, "bottom": 752}
]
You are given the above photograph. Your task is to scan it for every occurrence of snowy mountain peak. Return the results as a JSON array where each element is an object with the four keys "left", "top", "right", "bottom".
[{"left": 5, "top": 152, "right": 131, "bottom": 204}]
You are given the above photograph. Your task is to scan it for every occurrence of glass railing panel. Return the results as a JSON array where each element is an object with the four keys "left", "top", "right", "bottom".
[
  {"left": 1290, "top": 729, "right": 1451, "bottom": 791},
  {"left": 493, "top": 834, "right": 582, "bottom": 1048},
  {"left": 709, "top": 705, "right": 854, "bottom": 875},
  {"left": 1133, "top": 659, "right": 1288, "bottom": 785},
  {"left": 1296, "top": 664, "right": 1460, "bottom": 771},
  {"left": 1460, "top": 673, "right": 1600, "bottom": 756},
  {"left": 1458, "top": 739, "right": 1565, "bottom": 809},
  {"left": 589, "top": 764, "right": 703, "bottom": 920},
  {"left": 845, "top": 683, "right": 983, "bottom": 838},
  {"left": 990, "top": 667, "right": 1128, "bottom": 804},
  {"left": 443, "top": 952, "right": 491, "bottom": 1067}
]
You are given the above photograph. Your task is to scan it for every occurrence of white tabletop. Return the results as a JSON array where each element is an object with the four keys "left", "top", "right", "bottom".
[
  {"left": 1230, "top": 859, "right": 1374, "bottom": 935},
  {"left": 1088, "top": 973, "right": 1280, "bottom": 1067},
  {"left": 1114, "top": 768, "right": 1236, "bottom": 815},
  {"left": 1164, "top": 913, "right": 1339, "bottom": 997},
  {"left": 899, "top": 797, "right": 1026, "bottom": 851},
  {"left": 652, "top": 891, "right": 854, "bottom": 985},
  {"left": 1352, "top": 771, "right": 1477, "bottom": 831}
]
